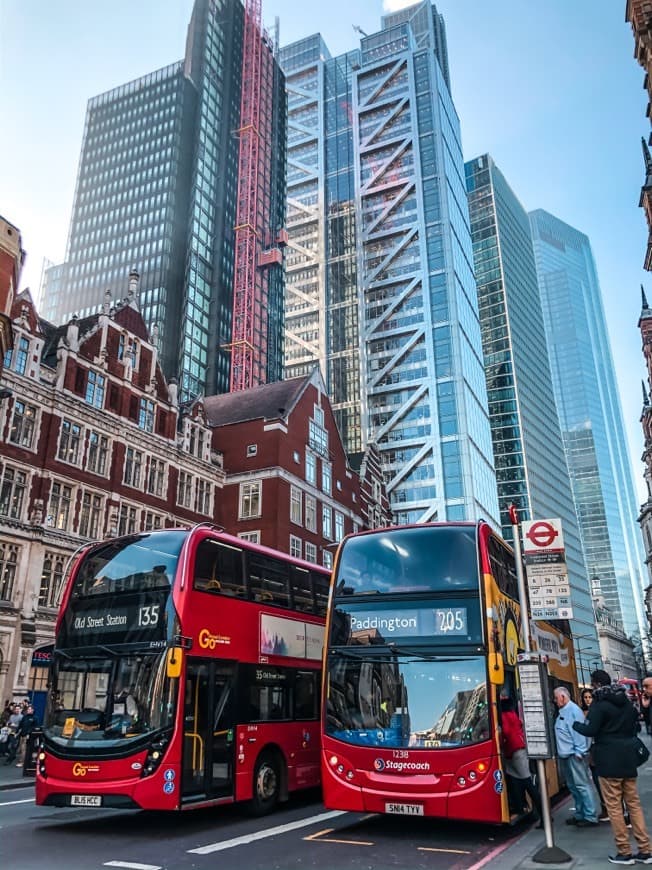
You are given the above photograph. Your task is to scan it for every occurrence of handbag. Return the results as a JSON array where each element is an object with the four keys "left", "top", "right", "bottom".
[{"left": 634, "top": 736, "right": 650, "bottom": 766}]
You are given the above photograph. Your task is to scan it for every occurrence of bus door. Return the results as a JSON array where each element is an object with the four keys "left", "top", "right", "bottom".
[{"left": 182, "top": 659, "right": 236, "bottom": 801}]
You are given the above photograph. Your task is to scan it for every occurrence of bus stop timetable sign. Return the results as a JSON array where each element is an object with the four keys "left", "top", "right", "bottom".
[{"left": 517, "top": 654, "right": 554, "bottom": 760}]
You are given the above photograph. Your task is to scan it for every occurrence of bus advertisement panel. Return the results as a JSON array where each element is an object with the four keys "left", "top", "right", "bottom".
[
  {"left": 36, "top": 527, "right": 329, "bottom": 814},
  {"left": 321, "top": 521, "right": 577, "bottom": 824}
]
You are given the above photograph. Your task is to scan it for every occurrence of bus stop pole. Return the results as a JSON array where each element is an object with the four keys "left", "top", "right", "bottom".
[{"left": 509, "top": 505, "right": 571, "bottom": 864}]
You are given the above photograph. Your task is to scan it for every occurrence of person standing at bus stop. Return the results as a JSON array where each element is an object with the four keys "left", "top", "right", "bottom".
[
  {"left": 573, "top": 670, "right": 652, "bottom": 866},
  {"left": 553, "top": 686, "right": 599, "bottom": 827},
  {"left": 640, "top": 675, "right": 652, "bottom": 736}
]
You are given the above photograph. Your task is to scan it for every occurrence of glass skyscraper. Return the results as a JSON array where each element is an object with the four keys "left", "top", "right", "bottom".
[
  {"left": 42, "top": 0, "right": 286, "bottom": 399},
  {"left": 282, "top": 2, "right": 500, "bottom": 526},
  {"left": 466, "top": 155, "right": 597, "bottom": 655},
  {"left": 530, "top": 209, "right": 648, "bottom": 640}
]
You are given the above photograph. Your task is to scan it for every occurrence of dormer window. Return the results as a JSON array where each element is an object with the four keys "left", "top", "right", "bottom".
[
  {"left": 138, "top": 398, "right": 155, "bottom": 433},
  {"left": 85, "top": 371, "right": 106, "bottom": 409},
  {"left": 14, "top": 336, "right": 29, "bottom": 375}
]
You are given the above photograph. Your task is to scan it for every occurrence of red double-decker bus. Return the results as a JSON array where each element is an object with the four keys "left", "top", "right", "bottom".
[
  {"left": 321, "top": 521, "right": 576, "bottom": 823},
  {"left": 36, "top": 526, "right": 329, "bottom": 813}
]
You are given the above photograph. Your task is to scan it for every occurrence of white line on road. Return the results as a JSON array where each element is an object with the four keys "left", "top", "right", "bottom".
[
  {"left": 104, "top": 862, "right": 162, "bottom": 870},
  {"left": 0, "top": 797, "right": 34, "bottom": 807},
  {"left": 188, "top": 809, "right": 346, "bottom": 855}
]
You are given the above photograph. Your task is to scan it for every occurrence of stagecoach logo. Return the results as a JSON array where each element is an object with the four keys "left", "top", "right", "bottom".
[
  {"left": 72, "top": 762, "right": 100, "bottom": 777},
  {"left": 198, "top": 628, "right": 231, "bottom": 649},
  {"left": 373, "top": 758, "right": 431, "bottom": 773}
]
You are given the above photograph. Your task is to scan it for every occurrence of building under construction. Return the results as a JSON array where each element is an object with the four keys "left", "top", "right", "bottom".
[{"left": 41, "top": 0, "right": 287, "bottom": 399}]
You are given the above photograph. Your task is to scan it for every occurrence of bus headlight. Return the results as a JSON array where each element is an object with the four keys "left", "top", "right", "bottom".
[{"left": 141, "top": 736, "right": 170, "bottom": 778}]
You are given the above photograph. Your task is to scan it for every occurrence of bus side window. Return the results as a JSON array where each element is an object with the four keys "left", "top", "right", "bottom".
[
  {"left": 295, "top": 671, "right": 318, "bottom": 720},
  {"left": 193, "top": 540, "right": 245, "bottom": 597},
  {"left": 312, "top": 571, "right": 329, "bottom": 617},
  {"left": 249, "top": 554, "right": 290, "bottom": 608},
  {"left": 290, "top": 566, "right": 315, "bottom": 613}
]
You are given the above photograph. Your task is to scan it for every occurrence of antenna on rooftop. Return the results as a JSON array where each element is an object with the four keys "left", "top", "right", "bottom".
[{"left": 353, "top": 24, "right": 367, "bottom": 37}]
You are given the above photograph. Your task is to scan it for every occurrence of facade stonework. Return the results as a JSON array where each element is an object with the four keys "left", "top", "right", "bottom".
[{"left": 0, "top": 215, "right": 25, "bottom": 377}]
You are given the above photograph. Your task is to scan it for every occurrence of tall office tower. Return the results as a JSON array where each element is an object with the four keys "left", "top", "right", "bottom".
[
  {"left": 465, "top": 156, "right": 597, "bottom": 653},
  {"left": 281, "top": 2, "right": 500, "bottom": 526},
  {"left": 530, "top": 209, "right": 648, "bottom": 639},
  {"left": 41, "top": 0, "right": 286, "bottom": 399}
]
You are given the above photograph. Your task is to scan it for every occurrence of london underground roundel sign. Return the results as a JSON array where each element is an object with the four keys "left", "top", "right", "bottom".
[{"left": 521, "top": 518, "right": 564, "bottom": 553}]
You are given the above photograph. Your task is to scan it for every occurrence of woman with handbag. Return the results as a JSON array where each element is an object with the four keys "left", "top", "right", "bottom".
[{"left": 573, "top": 669, "right": 652, "bottom": 866}]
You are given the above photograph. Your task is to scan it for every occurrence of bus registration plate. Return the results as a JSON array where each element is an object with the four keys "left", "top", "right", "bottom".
[
  {"left": 71, "top": 795, "right": 102, "bottom": 807},
  {"left": 385, "top": 802, "right": 423, "bottom": 816}
]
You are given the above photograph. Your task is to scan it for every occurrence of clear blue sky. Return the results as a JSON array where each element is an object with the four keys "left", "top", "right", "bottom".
[{"left": 1, "top": 0, "right": 648, "bottom": 499}]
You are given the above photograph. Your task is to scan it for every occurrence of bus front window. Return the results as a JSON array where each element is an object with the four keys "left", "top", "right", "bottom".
[
  {"left": 45, "top": 651, "right": 177, "bottom": 748},
  {"left": 326, "top": 656, "right": 489, "bottom": 749}
]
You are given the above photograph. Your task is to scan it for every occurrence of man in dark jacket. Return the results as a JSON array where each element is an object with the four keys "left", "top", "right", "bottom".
[{"left": 573, "top": 669, "right": 652, "bottom": 866}]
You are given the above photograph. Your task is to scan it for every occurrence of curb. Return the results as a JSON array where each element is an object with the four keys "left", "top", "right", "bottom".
[{"left": 0, "top": 778, "right": 34, "bottom": 791}]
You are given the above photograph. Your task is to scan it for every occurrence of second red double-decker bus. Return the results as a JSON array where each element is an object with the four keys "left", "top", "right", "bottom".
[
  {"left": 36, "top": 526, "right": 330, "bottom": 813},
  {"left": 321, "top": 521, "right": 576, "bottom": 824}
]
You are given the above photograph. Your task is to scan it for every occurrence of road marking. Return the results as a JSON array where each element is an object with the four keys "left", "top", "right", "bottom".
[
  {"left": 188, "top": 810, "right": 345, "bottom": 854},
  {"left": 303, "top": 828, "right": 373, "bottom": 846},
  {"left": 104, "top": 863, "right": 162, "bottom": 870},
  {"left": 418, "top": 846, "right": 471, "bottom": 854},
  {"left": 0, "top": 797, "right": 34, "bottom": 807}
]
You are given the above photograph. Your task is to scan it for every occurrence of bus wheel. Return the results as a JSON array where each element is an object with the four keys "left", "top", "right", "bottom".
[{"left": 251, "top": 751, "right": 281, "bottom": 816}]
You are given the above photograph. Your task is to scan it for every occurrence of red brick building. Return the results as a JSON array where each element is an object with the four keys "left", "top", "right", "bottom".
[
  {"left": 0, "top": 275, "right": 389, "bottom": 701},
  {"left": 206, "top": 370, "right": 391, "bottom": 568}
]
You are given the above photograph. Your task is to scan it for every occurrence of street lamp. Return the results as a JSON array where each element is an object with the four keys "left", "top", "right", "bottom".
[{"left": 572, "top": 633, "right": 601, "bottom": 687}]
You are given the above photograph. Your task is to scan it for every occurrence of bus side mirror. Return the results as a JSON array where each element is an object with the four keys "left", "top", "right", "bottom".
[
  {"left": 166, "top": 647, "right": 183, "bottom": 679},
  {"left": 488, "top": 652, "right": 504, "bottom": 685}
]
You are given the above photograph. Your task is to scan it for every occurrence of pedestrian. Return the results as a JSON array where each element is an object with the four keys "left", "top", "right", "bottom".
[
  {"left": 4, "top": 704, "right": 23, "bottom": 766},
  {"left": 13, "top": 704, "right": 37, "bottom": 767},
  {"left": 573, "top": 669, "right": 652, "bottom": 866},
  {"left": 640, "top": 675, "right": 652, "bottom": 737},
  {"left": 552, "top": 686, "right": 599, "bottom": 827},
  {"left": 581, "top": 688, "right": 609, "bottom": 822},
  {"left": 500, "top": 696, "right": 543, "bottom": 826}
]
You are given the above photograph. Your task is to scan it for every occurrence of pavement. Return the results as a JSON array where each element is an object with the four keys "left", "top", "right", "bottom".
[{"left": 2, "top": 738, "right": 652, "bottom": 867}]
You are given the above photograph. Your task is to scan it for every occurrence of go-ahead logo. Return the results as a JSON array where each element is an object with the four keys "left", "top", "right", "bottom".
[
  {"left": 198, "top": 628, "right": 231, "bottom": 649},
  {"left": 374, "top": 758, "right": 386, "bottom": 771},
  {"left": 72, "top": 762, "right": 100, "bottom": 777}
]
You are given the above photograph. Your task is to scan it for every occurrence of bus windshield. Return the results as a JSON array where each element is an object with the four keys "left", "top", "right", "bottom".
[
  {"left": 44, "top": 649, "right": 177, "bottom": 749},
  {"left": 72, "top": 530, "right": 187, "bottom": 598},
  {"left": 326, "top": 655, "right": 489, "bottom": 749},
  {"left": 335, "top": 526, "right": 479, "bottom": 595}
]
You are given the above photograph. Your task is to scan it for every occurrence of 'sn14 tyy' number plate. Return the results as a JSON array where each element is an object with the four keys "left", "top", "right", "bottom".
[
  {"left": 70, "top": 794, "right": 102, "bottom": 807},
  {"left": 385, "top": 802, "right": 424, "bottom": 815}
]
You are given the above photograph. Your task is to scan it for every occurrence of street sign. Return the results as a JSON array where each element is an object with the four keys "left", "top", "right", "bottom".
[
  {"left": 517, "top": 654, "right": 554, "bottom": 759},
  {"left": 522, "top": 518, "right": 573, "bottom": 620}
]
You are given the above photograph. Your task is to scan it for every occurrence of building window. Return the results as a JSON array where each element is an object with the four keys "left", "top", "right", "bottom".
[
  {"left": 8, "top": 400, "right": 37, "bottom": 449},
  {"left": 78, "top": 492, "right": 103, "bottom": 539},
  {"left": 323, "top": 550, "right": 333, "bottom": 570},
  {"left": 305, "top": 542, "right": 317, "bottom": 564},
  {"left": 48, "top": 481, "right": 73, "bottom": 531},
  {"left": 142, "top": 511, "right": 163, "bottom": 531},
  {"left": 322, "top": 504, "right": 332, "bottom": 539},
  {"left": 306, "top": 451, "right": 317, "bottom": 486},
  {"left": 39, "top": 553, "right": 66, "bottom": 609},
  {"left": 147, "top": 458, "right": 166, "bottom": 498},
  {"left": 293, "top": 451, "right": 300, "bottom": 464},
  {"left": 335, "top": 511, "right": 345, "bottom": 542},
  {"left": 336, "top": 480, "right": 342, "bottom": 491},
  {"left": 139, "top": 398, "right": 155, "bottom": 433},
  {"left": 309, "top": 405, "right": 328, "bottom": 456},
  {"left": 290, "top": 535, "right": 302, "bottom": 560},
  {"left": 87, "top": 431, "right": 109, "bottom": 476},
  {"left": 189, "top": 425, "right": 206, "bottom": 458},
  {"left": 58, "top": 419, "right": 82, "bottom": 465},
  {"left": 247, "top": 444, "right": 258, "bottom": 457},
  {"left": 118, "top": 503, "right": 137, "bottom": 536},
  {"left": 0, "top": 543, "right": 19, "bottom": 602},
  {"left": 322, "top": 461, "right": 332, "bottom": 496},
  {"left": 0, "top": 466, "right": 27, "bottom": 519},
  {"left": 195, "top": 479, "right": 211, "bottom": 515},
  {"left": 14, "top": 336, "right": 29, "bottom": 375},
  {"left": 290, "top": 485, "right": 302, "bottom": 525},
  {"left": 238, "top": 531, "right": 260, "bottom": 544},
  {"left": 239, "top": 481, "right": 262, "bottom": 519},
  {"left": 177, "top": 471, "right": 193, "bottom": 509},
  {"left": 305, "top": 494, "right": 317, "bottom": 532},
  {"left": 85, "top": 371, "right": 106, "bottom": 409},
  {"left": 124, "top": 447, "right": 143, "bottom": 488}
]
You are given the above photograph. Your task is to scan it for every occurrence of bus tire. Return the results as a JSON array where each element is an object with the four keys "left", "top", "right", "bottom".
[{"left": 250, "top": 751, "right": 281, "bottom": 816}]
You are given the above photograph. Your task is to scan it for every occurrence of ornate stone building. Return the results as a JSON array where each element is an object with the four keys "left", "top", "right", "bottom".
[
  {"left": 0, "top": 215, "right": 25, "bottom": 378},
  {"left": 628, "top": 1, "right": 652, "bottom": 634}
]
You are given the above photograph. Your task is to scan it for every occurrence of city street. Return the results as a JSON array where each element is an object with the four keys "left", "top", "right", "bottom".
[{"left": 1, "top": 783, "right": 520, "bottom": 870}]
